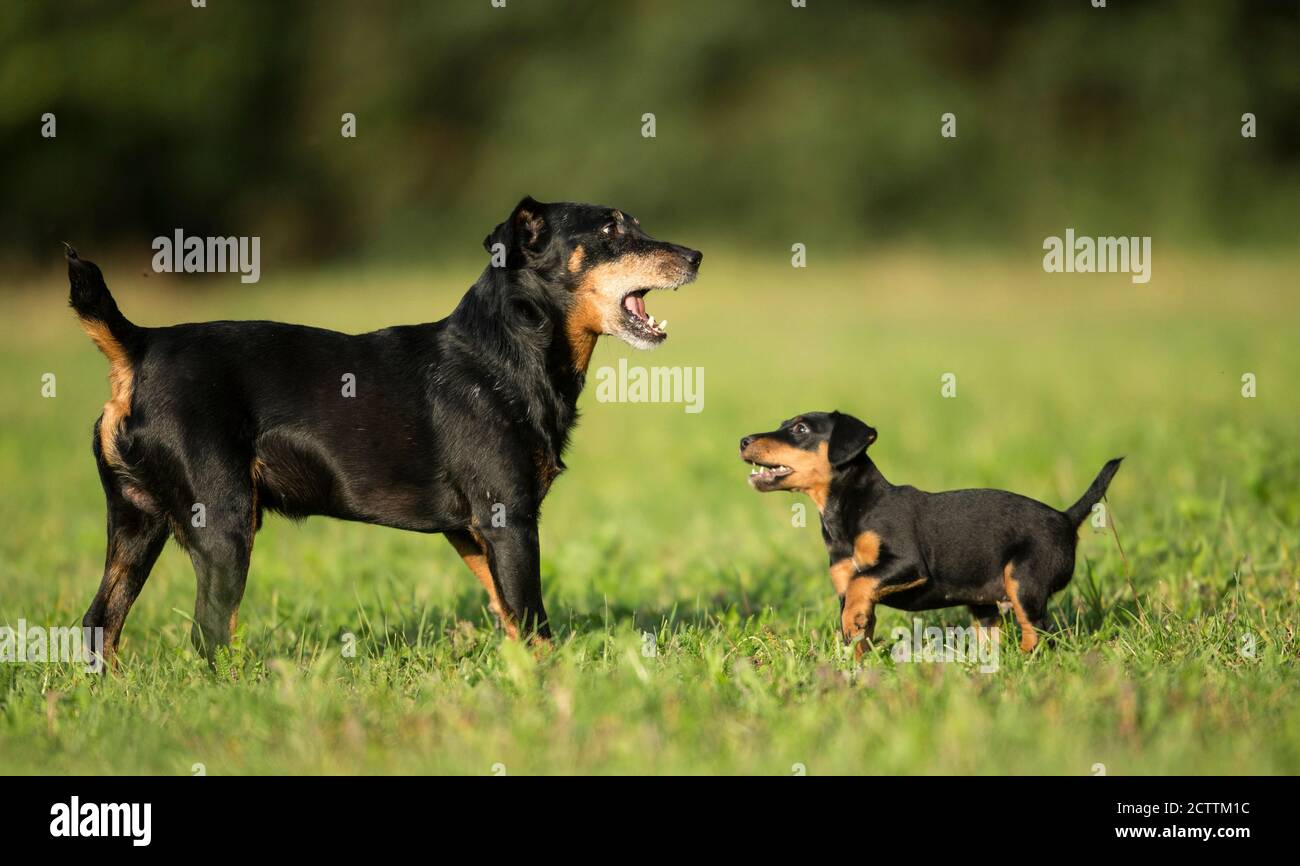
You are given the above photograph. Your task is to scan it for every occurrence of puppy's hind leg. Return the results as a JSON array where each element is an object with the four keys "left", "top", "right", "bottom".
[{"left": 1002, "top": 562, "right": 1048, "bottom": 653}]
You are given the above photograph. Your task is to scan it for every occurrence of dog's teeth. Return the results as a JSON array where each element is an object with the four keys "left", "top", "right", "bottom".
[
  {"left": 648, "top": 314, "right": 656, "bottom": 327},
  {"left": 658, "top": 320, "right": 668, "bottom": 331}
]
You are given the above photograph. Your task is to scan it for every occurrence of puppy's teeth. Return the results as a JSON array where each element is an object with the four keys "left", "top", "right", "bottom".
[
  {"left": 648, "top": 315, "right": 656, "bottom": 327},
  {"left": 659, "top": 320, "right": 668, "bottom": 331}
]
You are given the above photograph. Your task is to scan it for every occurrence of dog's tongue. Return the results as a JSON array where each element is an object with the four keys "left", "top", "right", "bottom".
[{"left": 623, "top": 294, "right": 646, "bottom": 319}]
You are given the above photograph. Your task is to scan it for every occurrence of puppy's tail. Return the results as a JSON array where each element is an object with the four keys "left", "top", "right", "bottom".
[
  {"left": 65, "top": 244, "right": 139, "bottom": 353},
  {"left": 1065, "top": 457, "right": 1124, "bottom": 527}
]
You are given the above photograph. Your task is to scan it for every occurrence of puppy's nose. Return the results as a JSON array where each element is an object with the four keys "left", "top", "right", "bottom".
[
  {"left": 739, "top": 436, "right": 754, "bottom": 452},
  {"left": 686, "top": 249, "right": 703, "bottom": 268}
]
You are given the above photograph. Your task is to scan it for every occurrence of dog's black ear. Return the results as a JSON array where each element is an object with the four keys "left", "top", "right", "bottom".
[
  {"left": 827, "top": 412, "right": 877, "bottom": 466},
  {"left": 483, "top": 196, "right": 549, "bottom": 266}
]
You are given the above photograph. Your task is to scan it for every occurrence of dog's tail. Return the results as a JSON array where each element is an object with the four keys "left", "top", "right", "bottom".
[
  {"left": 1064, "top": 457, "right": 1124, "bottom": 527},
  {"left": 66, "top": 244, "right": 139, "bottom": 353}
]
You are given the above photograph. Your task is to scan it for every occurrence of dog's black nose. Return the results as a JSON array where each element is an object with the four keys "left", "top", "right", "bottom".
[
  {"left": 739, "top": 436, "right": 753, "bottom": 452},
  {"left": 686, "top": 249, "right": 703, "bottom": 268}
]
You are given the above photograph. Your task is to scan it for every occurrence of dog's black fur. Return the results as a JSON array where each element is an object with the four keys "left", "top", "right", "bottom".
[
  {"left": 69, "top": 197, "right": 701, "bottom": 660},
  {"left": 739, "top": 411, "right": 1121, "bottom": 655}
]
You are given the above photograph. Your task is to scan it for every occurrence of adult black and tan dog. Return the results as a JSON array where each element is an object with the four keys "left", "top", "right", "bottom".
[
  {"left": 68, "top": 197, "right": 701, "bottom": 661},
  {"left": 739, "top": 411, "right": 1121, "bottom": 656}
]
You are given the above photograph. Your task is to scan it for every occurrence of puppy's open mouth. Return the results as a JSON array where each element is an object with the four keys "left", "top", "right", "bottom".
[
  {"left": 746, "top": 460, "right": 793, "bottom": 489},
  {"left": 620, "top": 288, "right": 669, "bottom": 343}
]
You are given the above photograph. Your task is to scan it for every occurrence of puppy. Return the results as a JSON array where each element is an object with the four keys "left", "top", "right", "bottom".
[{"left": 740, "top": 411, "right": 1121, "bottom": 656}]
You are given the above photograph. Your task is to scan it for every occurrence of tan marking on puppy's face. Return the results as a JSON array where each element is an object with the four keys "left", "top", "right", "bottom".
[
  {"left": 740, "top": 439, "right": 832, "bottom": 509},
  {"left": 80, "top": 319, "right": 133, "bottom": 466}
]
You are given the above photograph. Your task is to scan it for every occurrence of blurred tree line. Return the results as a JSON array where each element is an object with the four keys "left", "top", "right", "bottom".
[{"left": 2, "top": 0, "right": 1298, "bottom": 266}]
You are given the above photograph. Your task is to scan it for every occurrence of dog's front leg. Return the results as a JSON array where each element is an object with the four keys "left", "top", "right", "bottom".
[
  {"left": 478, "top": 518, "right": 551, "bottom": 643},
  {"left": 841, "top": 578, "right": 877, "bottom": 660}
]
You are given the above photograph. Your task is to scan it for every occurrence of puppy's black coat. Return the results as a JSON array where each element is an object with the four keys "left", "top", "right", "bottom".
[
  {"left": 739, "top": 411, "right": 1121, "bottom": 655},
  {"left": 69, "top": 197, "right": 701, "bottom": 659}
]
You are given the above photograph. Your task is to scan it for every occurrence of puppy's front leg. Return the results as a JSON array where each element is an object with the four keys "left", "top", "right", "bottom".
[
  {"left": 841, "top": 577, "right": 877, "bottom": 660},
  {"left": 479, "top": 519, "right": 551, "bottom": 642}
]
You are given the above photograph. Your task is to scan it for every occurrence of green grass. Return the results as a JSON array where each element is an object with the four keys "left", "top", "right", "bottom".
[{"left": 1, "top": 248, "right": 1297, "bottom": 774}]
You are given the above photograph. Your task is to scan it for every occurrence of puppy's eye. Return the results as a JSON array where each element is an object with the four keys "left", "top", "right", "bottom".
[
  {"left": 601, "top": 222, "right": 619, "bottom": 238},
  {"left": 792, "top": 423, "right": 810, "bottom": 436}
]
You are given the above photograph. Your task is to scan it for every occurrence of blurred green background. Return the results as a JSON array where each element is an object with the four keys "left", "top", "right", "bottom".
[
  {"left": 3, "top": 0, "right": 1299, "bottom": 267},
  {"left": 1, "top": 1, "right": 1298, "bottom": 774}
]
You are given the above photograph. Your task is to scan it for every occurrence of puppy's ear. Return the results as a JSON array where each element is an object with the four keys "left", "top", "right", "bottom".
[
  {"left": 827, "top": 412, "right": 877, "bottom": 466},
  {"left": 483, "top": 196, "right": 550, "bottom": 266}
]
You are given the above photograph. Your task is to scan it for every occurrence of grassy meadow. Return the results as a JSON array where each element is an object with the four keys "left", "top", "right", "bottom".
[{"left": 1, "top": 247, "right": 1297, "bottom": 774}]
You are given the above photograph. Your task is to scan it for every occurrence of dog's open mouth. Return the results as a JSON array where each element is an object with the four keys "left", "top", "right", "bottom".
[
  {"left": 747, "top": 460, "right": 793, "bottom": 488},
  {"left": 620, "top": 289, "right": 669, "bottom": 343}
]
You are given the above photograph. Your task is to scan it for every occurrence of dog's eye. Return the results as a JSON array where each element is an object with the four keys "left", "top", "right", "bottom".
[
  {"left": 601, "top": 222, "right": 620, "bottom": 238},
  {"left": 792, "top": 423, "right": 810, "bottom": 436}
]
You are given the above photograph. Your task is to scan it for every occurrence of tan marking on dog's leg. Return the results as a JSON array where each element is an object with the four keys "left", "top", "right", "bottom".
[
  {"left": 97, "top": 558, "right": 130, "bottom": 658},
  {"left": 832, "top": 529, "right": 894, "bottom": 610},
  {"left": 249, "top": 465, "right": 261, "bottom": 536},
  {"left": 91, "top": 518, "right": 169, "bottom": 663},
  {"left": 876, "top": 576, "right": 926, "bottom": 598},
  {"left": 841, "top": 572, "right": 925, "bottom": 660},
  {"left": 852, "top": 530, "right": 881, "bottom": 569},
  {"left": 842, "top": 578, "right": 879, "bottom": 658},
  {"left": 80, "top": 320, "right": 134, "bottom": 466},
  {"left": 1002, "top": 563, "right": 1037, "bottom": 652},
  {"left": 446, "top": 530, "right": 519, "bottom": 639},
  {"left": 828, "top": 559, "right": 855, "bottom": 598}
]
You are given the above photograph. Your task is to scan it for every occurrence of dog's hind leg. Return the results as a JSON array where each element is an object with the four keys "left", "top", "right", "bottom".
[
  {"left": 181, "top": 472, "right": 257, "bottom": 660},
  {"left": 82, "top": 479, "right": 168, "bottom": 664},
  {"left": 1002, "top": 562, "right": 1047, "bottom": 653},
  {"left": 445, "top": 529, "right": 518, "bottom": 639}
]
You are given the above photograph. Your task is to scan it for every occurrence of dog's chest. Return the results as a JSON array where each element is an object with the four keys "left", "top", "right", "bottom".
[{"left": 820, "top": 522, "right": 860, "bottom": 567}]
